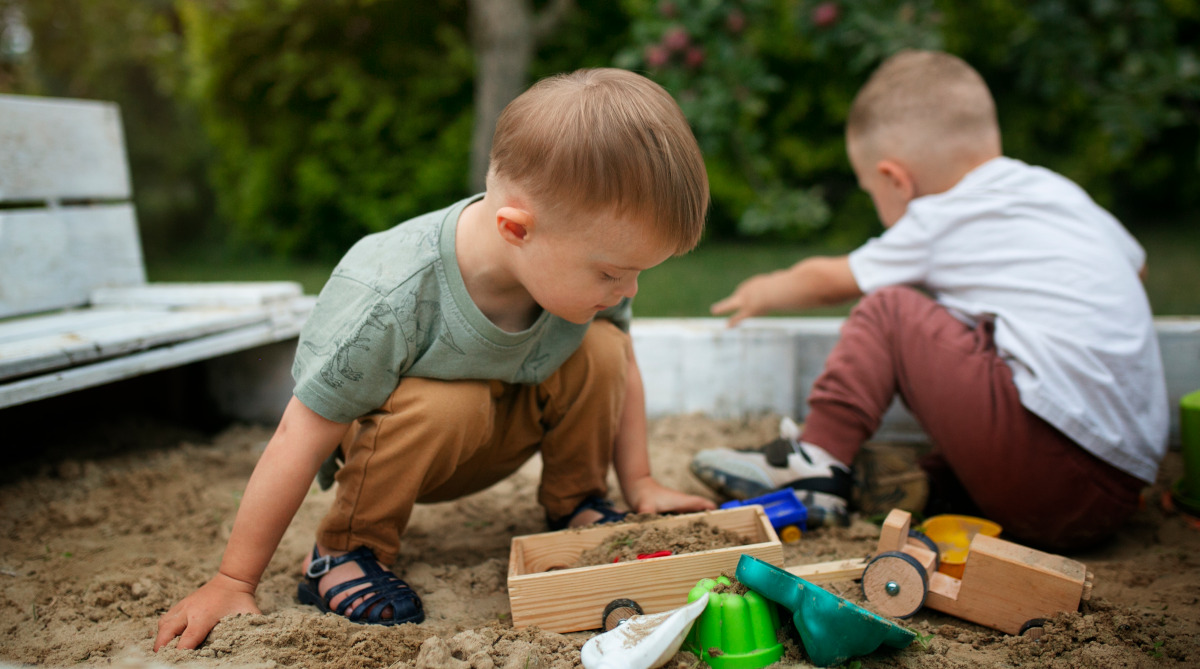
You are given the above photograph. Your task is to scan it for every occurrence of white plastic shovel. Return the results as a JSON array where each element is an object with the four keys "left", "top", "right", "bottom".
[{"left": 580, "top": 592, "right": 710, "bottom": 669}]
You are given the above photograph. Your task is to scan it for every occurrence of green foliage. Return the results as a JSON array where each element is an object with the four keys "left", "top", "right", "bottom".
[
  {"left": 952, "top": 0, "right": 1200, "bottom": 215},
  {"left": 622, "top": 0, "right": 1200, "bottom": 243},
  {"left": 180, "top": 0, "right": 474, "bottom": 259},
  {"left": 9, "top": 1, "right": 1197, "bottom": 260},
  {"left": 617, "top": 0, "right": 832, "bottom": 240},
  {"left": 5, "top": 0, "right": 214, "bottom": 256}
]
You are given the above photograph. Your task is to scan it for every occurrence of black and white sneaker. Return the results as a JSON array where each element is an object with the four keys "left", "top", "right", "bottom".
[{"left": 690, "top": 418, "right": 852, "bottom": 526}]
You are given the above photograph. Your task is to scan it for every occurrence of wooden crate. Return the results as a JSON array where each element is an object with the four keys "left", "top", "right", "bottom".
[{"left": 507, "top": 506, "right": 783, "bottom": 633}]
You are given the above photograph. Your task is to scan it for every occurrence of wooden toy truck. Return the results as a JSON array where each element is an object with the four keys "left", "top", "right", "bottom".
[
  {"left": 859, "top": 509, "right": 1093, "bottom": 635},
  {"left": 785, "top": 509, "right": 1092, "bottom": 636}
]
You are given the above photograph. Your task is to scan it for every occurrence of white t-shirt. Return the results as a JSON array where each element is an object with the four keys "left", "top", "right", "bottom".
[{"left": 848, "top": 156, "right": 1168, "bottom": 483}]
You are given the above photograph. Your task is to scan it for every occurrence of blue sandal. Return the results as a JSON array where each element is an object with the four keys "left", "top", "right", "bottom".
[
  {"left": 547, "top": 495, "right": 629, "bottom": 531},
  {"left": 297, "top": 545, "right": 424, "bottom": 625}
]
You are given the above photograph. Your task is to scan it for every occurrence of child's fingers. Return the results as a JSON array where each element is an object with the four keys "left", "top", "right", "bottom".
[
  {"left": 153, "top": 611, "right": 187, "bottom": 651},
  {"left": 710, "top": 295, "right": 736, "bottom": 315},
  {"left": 176, "top": 618, "right": 213, "bottom": 650},
  {"left": 724, "top": 309, "right": 753, "bottom": 328},
  {"left": 681, "top": 498, "right": 717, "bottom": 511}
]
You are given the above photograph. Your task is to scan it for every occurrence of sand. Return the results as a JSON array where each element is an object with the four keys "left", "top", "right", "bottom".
[{"left": 1, "top": 412, "right": 1198, "bottom": 668}]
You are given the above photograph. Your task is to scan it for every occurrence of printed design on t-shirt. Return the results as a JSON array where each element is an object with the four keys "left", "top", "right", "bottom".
[
  {"left": 438, "top": 329, "right": 465, "bottom": 355},
  {"left": 417, "top": 224, "right": 439, "bottom": 253},
  {"left": 397, "top": 293, "right": 443, "bottom": 354},
  {"left": 317, "top": 302, "right": 392, "bottom": 389}
]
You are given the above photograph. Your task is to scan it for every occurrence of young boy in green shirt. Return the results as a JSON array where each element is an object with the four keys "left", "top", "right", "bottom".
[{"left": 155, "top": 68, "right": 715, "bottom": 649}]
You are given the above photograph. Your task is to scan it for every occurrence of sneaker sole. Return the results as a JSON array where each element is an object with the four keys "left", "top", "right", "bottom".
[{"left": 689, "top": 461, "right": 771, "bottom": 501}]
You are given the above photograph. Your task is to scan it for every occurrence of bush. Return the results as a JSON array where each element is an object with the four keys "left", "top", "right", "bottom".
[
  {"left": 8, "top": 0, "right": 214, "bottom": 257},
  {"left": 180, "top": 0, "right": 475, "bottom": 260},
  {"left": 617, "top": 0, "right": 832, "bottom": 241},
  {"left": 622, "top": 0, "right": 1200, "bottom": 242}
]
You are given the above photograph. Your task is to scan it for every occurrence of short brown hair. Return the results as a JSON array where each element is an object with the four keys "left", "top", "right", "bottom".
[
  {"left": 847, "top": 50, "right": 1000, "bottom": 167},
  {"left": 488, "top": 68, "right": 708, "bottom": 254}
]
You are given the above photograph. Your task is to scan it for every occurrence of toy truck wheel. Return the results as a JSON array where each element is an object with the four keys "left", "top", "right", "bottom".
[
  {"left": 861, "top": 550, "right": 928, "bottom": 618},
  {"left": 779, "top": 525, "right": 802, "bottom": 543},
  {"left": 601, "top": 598, "right": 644, "bottom": 632},
  {"left": 1019, "top": 618, "right": 1048, "bottom": 640},
  {"left": 907, "top": 529, "right": 941, "bottom": 564}
]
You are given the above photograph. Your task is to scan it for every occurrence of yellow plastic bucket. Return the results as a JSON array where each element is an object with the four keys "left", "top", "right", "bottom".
[{"left": 919, "top": 514, "right": 1002, "bottom": 579}]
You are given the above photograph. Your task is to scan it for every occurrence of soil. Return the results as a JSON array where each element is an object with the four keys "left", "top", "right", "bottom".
[
  {"left": 572, "top": 518, "right": 748, "bottom": 567},
  {"left": 1, "top": 412, "right": 1198, "bottom": 668}
]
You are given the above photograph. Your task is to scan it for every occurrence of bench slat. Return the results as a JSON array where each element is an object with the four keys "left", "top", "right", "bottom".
[
  {"left": 0, "top": 308, "right": 167, "bottom": 343},
  {"left": 0, "top": 307, "right": 271, "bottom": 381},
  {"left": 0, "top": 322, "right": 290, "bottom": 409},
  {"left": 90, "top": 282, "right": 303, "bottom": 308},
  {"left": 0, "top": 94, "right": 131, "bottom": 201},
  {"left": 0, "top": 204, "right": 146, "bottom": 318}
]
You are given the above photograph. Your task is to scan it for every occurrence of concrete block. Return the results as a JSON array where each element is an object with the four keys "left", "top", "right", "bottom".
[
  {"left": 203, "top": 339, "right": 298, "bottom": 425},
  {"left": 199, "top": 317, "right": 1200, "bottom": 445},
  {"left": 632, "top": 317, "right": 1200, "bottom": 445}
]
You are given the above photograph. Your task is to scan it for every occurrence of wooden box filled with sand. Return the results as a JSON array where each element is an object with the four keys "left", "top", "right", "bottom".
[{"left": 507, "top": 506, "right": 783, "bottom": 633}]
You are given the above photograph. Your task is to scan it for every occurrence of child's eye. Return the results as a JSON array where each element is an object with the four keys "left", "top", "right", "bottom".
[{"left": 601, "top": 273, "right": 621, "bottom": 283}]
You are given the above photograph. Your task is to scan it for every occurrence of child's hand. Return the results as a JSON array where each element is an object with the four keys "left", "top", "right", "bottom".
[
  {"left": 712, "top": 257, "right": 860, "bottom": 325},
  {"left": 710, "top": 270, "right": 788, "bottom": 327},
  {"left": 625, "top": 476, "right": 717, "bottom": 515},
  {"left": 153, "top": 572, "right": 259, "bottom": 652}
]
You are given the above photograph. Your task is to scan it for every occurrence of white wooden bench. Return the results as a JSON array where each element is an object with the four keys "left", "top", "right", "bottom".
[{"left": 0, "top": 94, "right": 313, "bottom": 419}]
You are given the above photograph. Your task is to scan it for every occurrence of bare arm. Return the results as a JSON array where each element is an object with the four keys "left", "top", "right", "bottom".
[
  {"left": 711, "top": 255, "right": 863, "bottom": 326},
  {"left": 154, "top": 396, "right": 348, "bottom": 651},
  {"left": 613, "top": 348, "right": 716, "bottom": 514}
]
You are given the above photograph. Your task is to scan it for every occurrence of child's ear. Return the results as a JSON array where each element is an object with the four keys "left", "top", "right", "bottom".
[
  {"left": 877, "top": 159, "right": 918, "bottom": 201},
  {"left": 496, "top": 206, "right": 535, "bottom": 245}
]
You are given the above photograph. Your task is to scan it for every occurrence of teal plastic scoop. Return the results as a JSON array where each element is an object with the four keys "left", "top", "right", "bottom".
[{"left": 735, "top": 554, "right": 915, "bottom": 667}]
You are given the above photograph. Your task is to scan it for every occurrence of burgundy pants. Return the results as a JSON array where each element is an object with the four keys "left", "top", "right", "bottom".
[{"left": 801, "top": 286, "right": 1143, "bottom": 551}]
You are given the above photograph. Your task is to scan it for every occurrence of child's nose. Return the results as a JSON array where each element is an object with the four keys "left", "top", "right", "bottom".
[{"left": 620, "top": 276, "right": 639, "bottom": 299}]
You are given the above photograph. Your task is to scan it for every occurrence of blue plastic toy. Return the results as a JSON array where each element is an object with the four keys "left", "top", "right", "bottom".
[{"left": 721, "top": 489, "right": 808, "bottom": 542}]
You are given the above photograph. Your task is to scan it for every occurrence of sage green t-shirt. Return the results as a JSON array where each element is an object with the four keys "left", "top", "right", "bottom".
[{"left": 292, "top": 194, "right": 633, "bottom": 423}]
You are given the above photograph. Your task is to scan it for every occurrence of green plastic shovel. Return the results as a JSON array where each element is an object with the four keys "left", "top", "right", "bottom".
[{"left": 735, "top": 554, "right": 915, "bottom": 667}]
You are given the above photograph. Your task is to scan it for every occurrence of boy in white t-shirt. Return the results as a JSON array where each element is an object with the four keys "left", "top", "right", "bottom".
[{"left": 691, "top": 50, "right": 1168, "bottom": 551}]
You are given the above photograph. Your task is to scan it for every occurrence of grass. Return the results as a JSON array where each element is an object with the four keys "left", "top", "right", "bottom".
[
  {"left": 145, "top": 224, "right": 1199, "bottom": 317},
  {"left": 634, "top": 241, "right": 856, "bottom": 318},
  {"left": 1139, "top": 225, "right": 1200, "bottom": 316},
  {"left": 146, "top": 252, "right": 337, "bottom": 295}
]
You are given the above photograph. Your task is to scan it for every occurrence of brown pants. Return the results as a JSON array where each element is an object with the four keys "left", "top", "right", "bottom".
[
  {"left": 317, "top": 320, "right": 631, "bottom": 563},
  {"left": 802, "top": 286, "right": 1143, "bottom": 551}
]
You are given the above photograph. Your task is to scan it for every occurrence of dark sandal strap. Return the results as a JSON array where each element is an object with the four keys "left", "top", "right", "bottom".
[
  {"left": 304, "top": 546, "right": 424, "bottom": 625},
  {"left": 547, "top": 495, "right": 628, "bottom": 531}
]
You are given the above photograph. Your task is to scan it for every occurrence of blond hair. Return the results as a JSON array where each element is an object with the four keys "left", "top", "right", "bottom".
[
  {"left": 488, "top": 68, "right": 708, "bottom": 254},
  {"left": 847, "top": 50, "right": 1001, "bottom": 170}
]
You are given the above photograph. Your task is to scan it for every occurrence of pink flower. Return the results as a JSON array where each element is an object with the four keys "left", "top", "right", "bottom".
[
  {"left": 662, "top": 26, "right": 690, "bottom": 52},
  {"left": 726, "top": 9, "right": 746, "bottom": 34},
  {"left": 812, "top": 2, "right": 840, "bottom": 28},
  {"left": 645, "top": 45, "right": 671, "bottom": 68},
  {"left": 685, "top": 46, "right": 705, "bottom": 69}
]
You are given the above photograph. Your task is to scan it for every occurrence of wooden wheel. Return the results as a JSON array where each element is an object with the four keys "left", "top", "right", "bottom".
[
  {"left": 601, "top": 598, "right": 643, "bottom": 632},
  {"left": 907, "top": 529, "right": 941, "bottom": 565},
  {"left": 861, "top": 550, "right": 928, "bottom": 618},
  {"left": 1019, "top": 618, "right": 1048, "bottom": 640}
]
